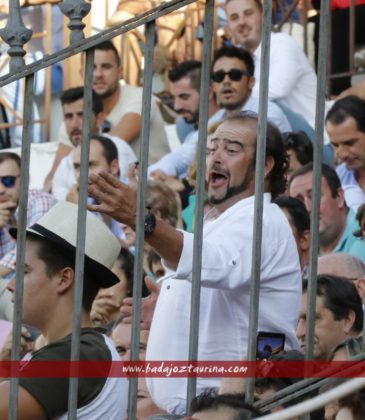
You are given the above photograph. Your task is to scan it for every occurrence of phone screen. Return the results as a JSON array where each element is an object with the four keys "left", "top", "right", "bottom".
[{"left": 256, "top": 331, "right": 285, "bottom": 359}]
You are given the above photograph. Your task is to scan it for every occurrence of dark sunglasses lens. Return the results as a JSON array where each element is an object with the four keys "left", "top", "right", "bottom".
[
  {"left": 212, "top": 71, "right": 225, "bottom": 83},
  {"left": 2, "top": 176, "right": 16, "bottom": 188},
  {"left": 229, "top": 69, "right": 244, "bottom": 81}
]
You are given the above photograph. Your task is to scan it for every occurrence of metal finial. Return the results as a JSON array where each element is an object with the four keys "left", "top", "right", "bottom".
[{"left": 59, "top": 0, "right": 92, "bottom": 44}]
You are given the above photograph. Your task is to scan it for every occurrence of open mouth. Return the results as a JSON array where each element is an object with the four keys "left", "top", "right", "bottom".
[{"left": 210, "top": 171, "right": 228, "bottom": 188}]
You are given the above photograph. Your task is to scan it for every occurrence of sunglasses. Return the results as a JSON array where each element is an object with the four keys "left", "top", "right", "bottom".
[
  {"left": 0, "top": 175, "right": 20, "bottom": 188},
  {"left": 211, "top": 69, "right": 250, "bottom": 83}
]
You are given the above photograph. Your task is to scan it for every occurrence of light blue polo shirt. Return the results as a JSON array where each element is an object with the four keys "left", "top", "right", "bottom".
[{"left": 334, "top": 208, "right": 365, "bottom": 263}]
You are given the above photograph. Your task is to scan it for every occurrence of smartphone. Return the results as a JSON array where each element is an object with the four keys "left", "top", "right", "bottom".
[{"left": 256, "top": 331, "right": 285, "bottom": 360}]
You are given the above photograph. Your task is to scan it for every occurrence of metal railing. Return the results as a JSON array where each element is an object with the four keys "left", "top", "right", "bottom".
[{"left": 0, "top": 0, "right": 361, "bottom": 419}]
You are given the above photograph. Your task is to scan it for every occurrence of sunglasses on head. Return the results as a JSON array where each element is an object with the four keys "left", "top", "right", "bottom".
[
  {"left": 0, "top": 175, "right": 19, "bottom": 188},
  {"left": 211, "top": 68, "right": 250, "bottom": 83}
]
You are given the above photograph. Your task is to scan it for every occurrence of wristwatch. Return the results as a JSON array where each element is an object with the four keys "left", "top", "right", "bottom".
[{"left": 144, "top": 207, "right": 156, "bottom": 235}]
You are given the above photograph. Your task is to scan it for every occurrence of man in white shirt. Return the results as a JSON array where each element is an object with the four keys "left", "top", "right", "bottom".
[
  {"left": 225, "top": 0, "right": 317, "bottom": 132},
  {"left": 325, "top": 95, "right": 365, "bottom": 211},
  {"left": 87, "top": 113, "right": 302, "bottom": 414},
  {"left": 149, "top": 45, "right": 291, "bottom": 179},
  {"left": 89, "top": 40, "right": 169, "bottom": 163},
  {"left": 51, "top": 87, "right": 136, "bottom": 201}
]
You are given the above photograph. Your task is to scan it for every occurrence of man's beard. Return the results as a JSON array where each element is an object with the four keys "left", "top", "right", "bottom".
[
  {"left": 209, "top": 161, "right": 255, "bottom": 205},
  {"left": 95, "top": 81, "right": 119, "bottom": 99},
  {"left": 179, "top": 110, "right": 199, "bottom": 124}
]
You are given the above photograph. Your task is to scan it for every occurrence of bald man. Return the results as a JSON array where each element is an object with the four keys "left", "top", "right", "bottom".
[{"left": 317, "top": 253, "right": 365, "bottom": 303}]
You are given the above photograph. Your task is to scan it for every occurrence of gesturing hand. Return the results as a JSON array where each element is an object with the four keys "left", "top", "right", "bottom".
[
  {"left": 120, "top": 276, "right": 160, "bottom": 331},
  {"left": 87, "top": 171, "right": 137, "bottom": 228}
]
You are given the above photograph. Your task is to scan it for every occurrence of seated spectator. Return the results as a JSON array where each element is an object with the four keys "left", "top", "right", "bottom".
[
  {"left": 326, "top": 95, "right": 365, "bottom": 211},
  {"left": 68, "top": 135, "right": 125, "bottom": 238},
  {"left": 91, "top": 248, "right": 135, "bottom": 326},
  {"left": 297, "top": 275, "right": 363, "bottom": 359},
  {"left": 289, "top": 163, "right": 365, "bottom": 262},
  {"left": 274, "top": 196, "right": 310, "bottom": 277},
  {"left": 109, "top": 314, "right": 149, "bottom": 361},
  {"left": 50, "top": 87, "right": 136, "bottom": 199},
  {"left": 109, "top": 315, "right": 166, "bottom": 420},
  {"left": 87, "top": 41, "right": 169, "bottom": 163},
  {"left": 317, "top": 253, "right": 365, "bottom": 303},
  {"left": 282, "top": 131, "right": 313, "bottom": 179},
  {"left": 189, "top": 390, "right": 262, "bottom": 419},
  {"left": 148, "top": 45, "right": 291, "bottom": 180},
  {"left": 0, "top": 201, "right": 128, "bottom": 418},
  {"left": 0, "top": 152, "right": 56, "bottom": 320}
]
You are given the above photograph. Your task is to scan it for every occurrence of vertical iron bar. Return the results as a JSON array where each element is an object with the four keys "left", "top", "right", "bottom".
[
  {"left": 127, "top": 20, "right": 155, "bottom": 420},
  {"left": 244, "top": 0, "right": 272, "bottom": 405},
  {"left": 185, "top": 0, "right": 215, "bottom": 413},
  {"left": 304, "top": 0, "right": 329, "bottom": 362},
  {"left": 301, "top": 4, "right": 329, "bottom": 416},
  {"left": 8, "top": 73, "right": 34, "bottom": 420},
  {"left": 67, "top": 47, "right": 94, "bottom": 420}
]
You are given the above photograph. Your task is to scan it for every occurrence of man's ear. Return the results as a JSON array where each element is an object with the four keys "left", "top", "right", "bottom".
[
  {"left": 336, "top": 187, "right": 346, "bottom": 209},
  {"left": 299, "top": 229, "right": 310, "bottom": 252},
  {"left": 110, "top": 159, "right": 120, "bottom": 177},
  {"left": 354, "top": 278, "right": 365, "bottom": 302},
  {"left": 343, "top": 309, "right": 356, "bottom": 335},
  {"left": 57, "top": 267, "right": 75, "bottom": 295},
  {"left": 264, "top": 155, "right": 275, "bottom": 179},
  {"left": 248, "top": 75, "right": 256, "bottom": 91},
  {"left": 118, "top": 65, "right": 123, "bottom": 80}
]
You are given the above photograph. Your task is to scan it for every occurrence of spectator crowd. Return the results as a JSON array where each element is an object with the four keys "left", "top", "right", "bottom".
[{"left": 1, "top": 0, "right": 365, "bottom": 418}]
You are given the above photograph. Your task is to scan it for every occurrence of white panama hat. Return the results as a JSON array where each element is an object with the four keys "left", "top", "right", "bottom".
[{"left": 11, "top": 201, "right": 121, "bottom": 287}]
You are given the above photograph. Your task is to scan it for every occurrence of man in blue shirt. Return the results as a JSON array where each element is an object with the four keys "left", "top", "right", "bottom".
[{"left": 289, "top": 163, "right": 365, "bottom": 263}]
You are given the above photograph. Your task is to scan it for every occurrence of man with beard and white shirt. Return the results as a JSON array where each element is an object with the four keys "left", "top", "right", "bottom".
[
  {"left": 87, "top": 113, "right": 301, "bottom": 415},
  {"left": 148, "top": 45, "right": 290, "bottom": 179},
  {"left": 84, "top": 40, "right": 169, "bottom": 163}
]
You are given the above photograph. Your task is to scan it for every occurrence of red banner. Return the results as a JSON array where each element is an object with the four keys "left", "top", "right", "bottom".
[{"left": 0, "top": 360, "right": 365, "bottom": 378}]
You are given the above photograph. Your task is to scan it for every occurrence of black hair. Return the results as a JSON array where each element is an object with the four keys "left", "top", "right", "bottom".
[
  {"left": 94, "top": 40, "right": 121, "bottom": 67},
  {"left": 28, "top": 235, "right": 99, "bottom": 313},
  {"left": 0, "top": 152, "right": 21, "bottom": 169},
  {"left": 226, "top": 0, "right": 263, "bottom": 13},
  {"left": 113, "top": 248, "right": 134, "bottom": 298},
  {"left": 303, "top": 274, "right": 363, "bottom": 334},
  {"left": 289, "top": 163, "right": 342, "bottom": 199},
  {"left": 90, "top": 135, "right": 119, "bottom": 165},
  {"left": 212, "top": 45, "right": 255, "bottom": 77},
  {"left": 168, "top": 60, "right": 202, "bottom": 91},
  {"left": 354, "top": 202, "right": 365, "bottom": 237},
  {"left": 274, "top": 195, "right": 310, "bottom": 235},
  {"left": 326, "top": 95, "right": 365, "bottom": 133},
  {"left": 282, "top": 131, "right": 313, "bottom": 165},
  {"left": 190, "top": 389, "right": 262, "bottom": 418},
  {"left": 61, "top": 86, "right": 103, "bottom": 116}
]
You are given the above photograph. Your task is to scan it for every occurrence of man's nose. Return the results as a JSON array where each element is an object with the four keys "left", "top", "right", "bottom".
[
  {"left": 296, "top": 318, "right": 306, "bottom": 340},
  {"left": 174, "top": 98, "right": 183, "bottom": 112},
  {"left": 337, "top": 144, "right": 349, "bottom": 161},
  {"left": 94, "top": 66, "right": 102, "bottom": 78},
  {"left": 6, "top": 277, "right": 15, "bottom": 294},
  {"left": 303, "top": 196, "right": 312, "bottom": 213}
]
